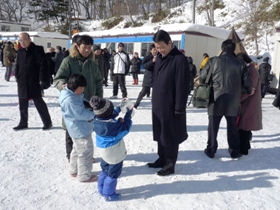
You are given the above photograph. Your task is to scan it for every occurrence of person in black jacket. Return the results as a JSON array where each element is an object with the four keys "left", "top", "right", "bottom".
[
  {"left": 93, "top": 45, "right": 107, "bottom": 86},
  {"left": 45, "top": 47, "right": 55, "bottom": 84},
  {"left": 130, "top": 52, "right": 142, "bottom": 85},
  {"left": 147, "top": 30, "right": 190, "bottom": 176},
  {"left": 134, "top": 44, "right": 157, "bottom": 108},
  {"left": 53, "top": 46, "right": 65, "bottom": 75},
  {"left": 258, "top": 57, "right": 272, "bottom": 98},
  {"left": 103, "top": 48, "right": 111, "bottom": 86},
  {"left": 13, "top": 32, "right": 52, "bottom": 130},
  {"left": 187, "top": 56, "right": 197, "bottom": 95},
  {"left": 200, "top": 39, "right": 252, "bottom": 159}
]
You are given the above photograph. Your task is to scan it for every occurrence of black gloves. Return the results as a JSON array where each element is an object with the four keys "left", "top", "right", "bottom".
[
  {"left": 40, "top": 82, "right": 51, "bottom": 90},
  {"left": 83, "top": 101, "right": 93, "bottom": 111}
]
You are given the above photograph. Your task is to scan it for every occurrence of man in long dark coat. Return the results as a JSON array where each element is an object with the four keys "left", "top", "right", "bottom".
[
  {"left": 13, "top": 32, "right": 52, "bottom": 130},
  {"left": 200, "top": 39, "right": 252, "bottom": 159},
  {"left": 147, "top": 30, "right": 190, "bottom": 176}
]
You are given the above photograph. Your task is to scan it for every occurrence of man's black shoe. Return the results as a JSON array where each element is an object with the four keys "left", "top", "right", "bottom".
[
  {"left": 42, "top": 123, "right": 53, "bottom": 130},
  {"left": 231, "top": 153, "right": 242, "bottom": 159},
  {"left": 204, "top": 149, "right": 215, "bottom": 158},
  {"left": 157, "top": 162, "right": 174, "bottom": 176},
  {"left": 13, "top": 125, "right": 28, "bottom": 130},
  {"left": 147, "top": 159, "right": 164, "bottom": 168}
]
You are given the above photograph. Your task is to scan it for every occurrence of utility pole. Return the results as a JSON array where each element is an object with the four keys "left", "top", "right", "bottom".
[
  {"left": 68, "top": 0, "right": 71, "bottom": 38},
  {"left": 193, "top": 0, "right": 196, "bottom": 24}
]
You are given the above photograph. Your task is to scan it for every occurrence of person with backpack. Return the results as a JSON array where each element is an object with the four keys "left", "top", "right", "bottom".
[{"left": 109, "top": 43, "right": 130, "bottom": 99}]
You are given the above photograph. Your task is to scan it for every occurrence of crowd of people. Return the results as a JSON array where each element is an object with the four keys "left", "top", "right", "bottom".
[{"left": 2, "top": 30, "right": 280, "bottom": 202}]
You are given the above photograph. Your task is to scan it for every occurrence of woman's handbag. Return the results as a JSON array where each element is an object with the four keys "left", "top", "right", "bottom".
[{"left": 193, "top": 58, "right": 217, "bottom": 108}]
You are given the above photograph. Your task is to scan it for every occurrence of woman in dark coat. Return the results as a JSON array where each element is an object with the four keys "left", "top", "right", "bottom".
[
  {"left": 134, "top": 44, "right": 157, "bottom": 108},
  {"left": 130, "top": 52, "right": 142, "bottom": 85},
  {"left": 147, "top": 30, "right": 190, "bottom": 176},
  {"left": 237, "top": 53, "right": 262, "bottom": 155}
]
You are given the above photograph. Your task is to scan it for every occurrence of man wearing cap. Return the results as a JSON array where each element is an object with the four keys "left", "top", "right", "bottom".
[
  {"left": 109, "top": 42, "right": 130, "bottom": 99},
  {"left": 258, "top": 57, "right": 272, "bottom": 98},
  {"left": 93, "top": 45, "right": 107, "bottom": 86}
]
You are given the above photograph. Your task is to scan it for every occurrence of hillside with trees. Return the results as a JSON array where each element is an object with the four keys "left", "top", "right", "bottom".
[{"left": 0, "top": 0, "right": 279, "bottom": 55}]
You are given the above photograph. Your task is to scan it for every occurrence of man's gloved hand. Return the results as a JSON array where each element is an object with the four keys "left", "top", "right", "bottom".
[{"left": 40, "top": 82, "right": 51, "bottom": 90}]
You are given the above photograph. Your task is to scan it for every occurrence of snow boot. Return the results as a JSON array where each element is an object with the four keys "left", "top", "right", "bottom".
[
  {"left": 98, "top": 171, "right": 107, "bottom": 195},
  {"left": 103, "top": 176, "right": 121, "bottom": 201}
]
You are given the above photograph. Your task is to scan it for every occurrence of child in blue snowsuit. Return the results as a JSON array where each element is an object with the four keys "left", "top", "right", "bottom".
[{"left": 90, "top": 96, "right": 133, "bottom": 201}]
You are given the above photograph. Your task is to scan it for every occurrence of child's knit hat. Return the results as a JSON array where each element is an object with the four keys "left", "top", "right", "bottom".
[{"left": 90, "top": 96, "right": 114, "bottom": 118}]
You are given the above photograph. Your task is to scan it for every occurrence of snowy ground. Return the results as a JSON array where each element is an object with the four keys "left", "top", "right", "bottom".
[{"left": 1, "top": 67, "right": 280, "bottom": 210}]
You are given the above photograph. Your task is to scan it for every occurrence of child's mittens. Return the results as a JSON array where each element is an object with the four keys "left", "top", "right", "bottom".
[
  {"left": 83, "top": 101, "right": 93, "bottom": 111},
  {"left": 119, "top": 98, "right": 133, "bottom": 113},
  {"left": 118, "top": 117, "right": 124, "bottom": 123}
]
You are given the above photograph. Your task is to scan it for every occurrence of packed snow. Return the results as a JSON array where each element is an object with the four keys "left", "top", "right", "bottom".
[{"left": 0, "top": 67, "right": 280, "bottom": 210}]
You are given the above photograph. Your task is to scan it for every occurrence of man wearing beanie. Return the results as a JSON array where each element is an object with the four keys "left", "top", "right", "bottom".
[
  {"left": 258, "top": 57, "right": 272, "bottom": 98},
  {"left": 59, "top": 74, "right": 97, "bottom": 182},
  {"left": 109, "top": 42, "right": 130, "bottom": 99},
  {"left": 90, "top": 96, "right": 134, "bottom": 201},
  {"left": 93, "top": 45, "right": 107, "bottom": 87}
]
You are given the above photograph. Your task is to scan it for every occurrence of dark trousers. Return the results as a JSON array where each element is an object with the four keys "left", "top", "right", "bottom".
[
  {"left": 132, "top": 72, "right": 138, "bottom": 80},
  {"left": 135, "top": 86, "right": 151, "bottom": 107},
  {"left": 109, "top": 69, "right": 113, "bottom": 81},
  {"left": 5, "top": 66, "right": 13, "bottom": 81},
  {"left": 18, "top": 97, "right": 52, "bottom": 126},
  {"left": 157, "top": 141, "right": 179, "bottom": 165},
  {"left": 239, "top": 129, "right": 252, "bottom": 155},
  {"left": 207, "top": 115, "right": 240, "bottom": 156},
  {"left": 101, "top": 159, "right": 123, "bottom": 178},
  {"left": 65, "top": 129, "right": 73, "bottom": 159},
  {"left": 104, "top": 69, "right": 109, "bottom": 84},
  {"left": 261, "top": 84, "right": 269, "bottom": 98},
  {"left": 113, "top": 74, "right": 127, "bottom": 98}
]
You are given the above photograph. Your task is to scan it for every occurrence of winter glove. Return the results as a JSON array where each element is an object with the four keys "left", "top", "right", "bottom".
[
  {"left": 119, "top": 98, "right": 133, "bottom": 113},
  {"left": 118, "top": 117, "right": 124, "bottom": 123},
  {"left": 83, "top": 101, "right": 93, "bottom": 111}
]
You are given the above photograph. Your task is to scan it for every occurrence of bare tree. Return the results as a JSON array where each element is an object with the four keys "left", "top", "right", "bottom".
[
  {"left": 236, "top": 0, "right": 273, "bottom": 55},
  {"left": 2, "top": 0, "right": 28, "bottom": 22},
  {"left": 124, "top": 0, "right": 135, "bottom": 25},
  {"left": 77, "top": 0, "right": 92, "bottom": 19}
]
